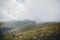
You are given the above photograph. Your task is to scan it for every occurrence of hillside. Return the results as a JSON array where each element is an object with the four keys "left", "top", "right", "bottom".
[
  {"left": 4, "top": 22, "right": 60, "bottom": 40},
  {"left": 0, "top": 20, "right": 36, "bottom": 34},
  {"left": 7, "top": 22, "right": 36, "bottom": 33}
]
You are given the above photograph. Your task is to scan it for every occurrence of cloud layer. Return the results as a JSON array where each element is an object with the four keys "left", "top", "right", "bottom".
[{"left": 0, "top": 0, "right": 60, "bottom": 22}]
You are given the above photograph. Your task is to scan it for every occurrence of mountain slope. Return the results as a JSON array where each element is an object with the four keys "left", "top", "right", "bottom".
[
  {"left": 4, "top": 22, "right": 60, "bottom": 40},
  {"left": 8, "top": 22, "right": 36, "bottom": 33},
  {"left": 0, "top": 20, "right": 36, "bottom": 34}
]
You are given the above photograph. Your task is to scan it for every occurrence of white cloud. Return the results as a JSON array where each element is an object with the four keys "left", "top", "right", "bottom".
[
  {"left": 0, "top": 0, "right": 60, "bottom": 22},
  {"left": 0, "top": 0, "right": 33, "bottom": 21},
  {"left": 25, "top": 0, "right": 59, "bottom": 22}
]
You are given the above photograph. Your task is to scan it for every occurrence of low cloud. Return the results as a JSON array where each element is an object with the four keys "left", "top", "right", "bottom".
[{"left": 0, "top": 0, "right": 60, "bottom": 22}]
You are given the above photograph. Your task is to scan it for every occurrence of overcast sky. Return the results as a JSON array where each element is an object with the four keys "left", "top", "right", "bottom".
[{"left": 0, "top": 0, "right": 60, "bottom": 22}]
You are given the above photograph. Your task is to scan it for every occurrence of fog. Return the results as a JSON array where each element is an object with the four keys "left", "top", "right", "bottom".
[{"left": 0, "top": 0, "right": 60, "bottom": 22}]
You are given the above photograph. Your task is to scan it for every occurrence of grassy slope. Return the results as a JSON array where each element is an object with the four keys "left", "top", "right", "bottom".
[{"left": 4, "top": 23, "right": 60, "bottom": 40}]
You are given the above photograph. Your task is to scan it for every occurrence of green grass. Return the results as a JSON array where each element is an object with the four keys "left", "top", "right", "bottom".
[{"left": 4, "top": 23, "right": 60, "bottom": 40}]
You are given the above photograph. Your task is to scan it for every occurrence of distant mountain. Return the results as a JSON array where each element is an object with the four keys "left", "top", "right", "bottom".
[
  {"left": 2, "top": 20, "right": 33, "bottom": 28},
  {"left": 9, "top": 21, "right": 36, "bottom": 32},
  {"left": 0, "top": 20, "right": 36, "bottom": 34}
]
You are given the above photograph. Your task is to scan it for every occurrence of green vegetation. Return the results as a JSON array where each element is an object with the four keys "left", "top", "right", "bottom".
[{"left": 4, "top": 22, "right": 60, "bottom": 40}]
